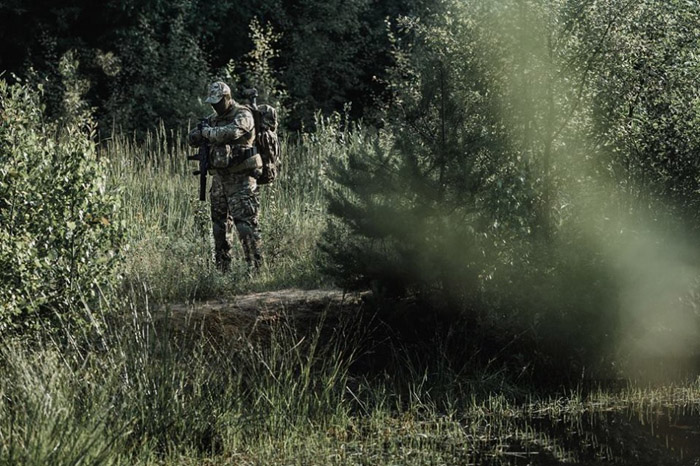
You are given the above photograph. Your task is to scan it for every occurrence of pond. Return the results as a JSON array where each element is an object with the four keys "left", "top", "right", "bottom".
[{"left": 470, "top": 399, "right": 700, "bottom": 465}]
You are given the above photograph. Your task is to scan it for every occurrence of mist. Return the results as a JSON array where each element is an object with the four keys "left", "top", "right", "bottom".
[
  {"left": 484, "top": 0, "right": 700, "bottom": 378},
  {"left": 322, "top": 0, "right": 700, "bottom": 380}
]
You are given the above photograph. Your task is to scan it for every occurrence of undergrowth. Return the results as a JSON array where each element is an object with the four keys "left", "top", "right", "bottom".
[
  {"left": 2, "top": 300, "right": 698, "bottom": 465},
  {"left": 107, "top": 115, "right": 362, "bottom": 302}
]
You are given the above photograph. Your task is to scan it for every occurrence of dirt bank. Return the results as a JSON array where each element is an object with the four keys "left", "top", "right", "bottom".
[{"left": 160, "top": 288, "right": 367, "bottom": 341}]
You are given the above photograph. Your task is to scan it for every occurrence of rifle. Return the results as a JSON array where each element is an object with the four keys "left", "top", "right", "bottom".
[
  {"left": 243, "top": 88, "right": 262, "bottom": 133},
  {"left": 243, "top": 88, "right": 259, "bottom": 109},
  {"left": 187, "top": 119, "right": 210, "bottom": 201}
]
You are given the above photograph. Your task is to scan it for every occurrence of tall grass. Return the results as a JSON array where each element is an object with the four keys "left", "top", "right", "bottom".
[
  {"left": 0, "top": 299, "right": 358, "bottom": 465},
  {"left": 105, "top": 116, "right": 364, "bottom": 302},
  {"left": 2, "top": 301, "right": 699, "bottom": 465},
  {"left": 3, "top": 116, "right": 700, "bottom": 465}
]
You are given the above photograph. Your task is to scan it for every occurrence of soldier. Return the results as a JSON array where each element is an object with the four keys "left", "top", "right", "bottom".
[{"left": 188, "top": 81, "right": 263, "bottom": 272}]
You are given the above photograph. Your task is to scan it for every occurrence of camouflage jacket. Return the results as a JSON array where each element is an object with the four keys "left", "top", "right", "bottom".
[
  {"left": 187, "top": 102, "right": 255, "bottom": 148},
  {"left": 188, "top": 102, "right": 261, "bottom": 175},
  {"left": 205, "top": 103, "right": 255, "bottom": 148}
]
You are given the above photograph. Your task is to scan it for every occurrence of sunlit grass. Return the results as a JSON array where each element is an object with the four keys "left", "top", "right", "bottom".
[{"left": 104, "top": 116, "right": 362, "bottom": 303}]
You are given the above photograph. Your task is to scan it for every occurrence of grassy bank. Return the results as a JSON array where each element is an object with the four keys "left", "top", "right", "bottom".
[{"left": 2, "top": 304, "right": 699, "bottom": 465}]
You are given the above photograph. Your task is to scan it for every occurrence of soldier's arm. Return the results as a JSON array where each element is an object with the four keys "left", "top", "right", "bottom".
[{"left": 204, "top": 109, "right": 254, "bottom": 145}]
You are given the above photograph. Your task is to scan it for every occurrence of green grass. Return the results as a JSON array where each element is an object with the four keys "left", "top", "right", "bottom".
[
  {"left": 106, "top": 116, "right": 364, "bottom": 302},
  {"left": 3, "top": 118, "right": 700, "bottom": 465},
  {"left": 2, "top": 302, "right": 699, "bottom": 465}
]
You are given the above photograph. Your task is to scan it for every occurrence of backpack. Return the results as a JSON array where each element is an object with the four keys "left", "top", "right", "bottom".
[{"left": 245, "top": 89, "right": 280, "bottom": 185}]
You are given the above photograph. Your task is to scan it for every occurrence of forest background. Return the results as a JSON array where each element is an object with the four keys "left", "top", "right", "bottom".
[{"left": 1, "top": 0, "right": 700, "bottom": 464}]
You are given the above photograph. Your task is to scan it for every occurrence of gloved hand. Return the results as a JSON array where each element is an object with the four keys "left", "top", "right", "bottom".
[
  {"left": 187, "top": 127, "right": 204, "bottom": 146},
  {"left": 200, "top": 121, "right": 214, "bottom": 141}
]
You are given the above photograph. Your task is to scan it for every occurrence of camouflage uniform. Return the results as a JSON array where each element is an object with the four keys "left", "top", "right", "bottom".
[{"left": 188, "top": 82, "right": 263, "bottom": 272}]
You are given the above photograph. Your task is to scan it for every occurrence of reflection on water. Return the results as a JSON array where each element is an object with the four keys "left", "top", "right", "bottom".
[
  {"left": 343, "top": 391, "right": 700, "bottom": 465},
  {"left": 483, "top": 402, "right": 700, "bottom": 465}
]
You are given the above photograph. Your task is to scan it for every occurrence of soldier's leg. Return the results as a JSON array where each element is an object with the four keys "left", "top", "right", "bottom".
[
  {"left": 230, "top": 188, "right": 263, "bottom": 269},
  {"left": 210, "top": 175, "right": 232, "bottom": 272}
]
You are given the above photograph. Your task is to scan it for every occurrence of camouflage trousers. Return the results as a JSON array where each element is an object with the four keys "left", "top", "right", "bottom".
[{"left": 210, "top": 173, "right": 262, "bottom": 272}]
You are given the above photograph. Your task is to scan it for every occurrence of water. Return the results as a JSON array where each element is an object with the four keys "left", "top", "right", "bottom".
[{"left": 486, "top": 402, "right": 700, "bottom": 465}]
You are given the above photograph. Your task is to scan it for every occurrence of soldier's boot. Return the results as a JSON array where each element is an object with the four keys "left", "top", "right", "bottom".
[
  {"left": 212, "top": 220, "right": 232, "bottom": 272},
  {"left": 215, "top": 249, "right": 232, "bottom": 273},
  {"left": 240, "top": 236, "right": 262, "bottom": 271}
]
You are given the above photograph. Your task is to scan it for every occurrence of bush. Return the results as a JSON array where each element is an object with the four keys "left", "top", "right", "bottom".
[
  {"left": 321, "top": 0, "right": 700, "bottom": 380},
  {"left": 0, "top": 76, "right": 124, "bottom": 335}
]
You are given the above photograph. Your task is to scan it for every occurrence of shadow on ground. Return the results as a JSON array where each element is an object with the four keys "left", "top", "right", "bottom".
[{"left": 157, "top": 288, "right": 700, "bottom": 466}]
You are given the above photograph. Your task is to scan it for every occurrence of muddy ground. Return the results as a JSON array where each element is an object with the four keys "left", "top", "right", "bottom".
[{"left": 160, "top": 288, "right": 368, "bottom": 342}]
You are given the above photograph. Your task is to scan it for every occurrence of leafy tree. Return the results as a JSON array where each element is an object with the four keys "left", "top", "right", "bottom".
[
  {"left": 0, "top": 0, "right": 431, "bottom": 133},
  {"left": 586, "top": 0, "right": 700, "bottom": 228},
  {"left": 322, "top": 0, "right": 700, "bottom": 377},
  {"left": 0, "top": 0, "right": 210, "bottom": 134},
  {"left": 240, "top": 18, "right": 289, "bottom": 120},
  {"left": 0, "top": 57, "right": 124, "bottom": 336},
  {"left": 103, "top": 0, "right": 209, "bottom": 131},
  {"left": 323, "top": 2, "right": 514, "bottom": 307}
]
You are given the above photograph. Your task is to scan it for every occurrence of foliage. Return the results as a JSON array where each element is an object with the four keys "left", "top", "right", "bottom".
[
  {"left": 0, "top": 0, "right": 430, "bottom": 133},
  {"left": 0, "top": 0, "right": 210, "bottom": 134},
  {"left": 1, "top": 0, "right": 699, "bottom": 381},
  {"left": 325, "top": 2, "right": 517, "bottom": 299},
  {"left": 216, "top": 19, "right": 290, "bottom": 125},
  {"left": 587, "top": 0, "right": 700, "bottom": 227},
  {"left": 322, "top": 0, "right": 700, "bottom": 376},
  {"left": 0, "top": 70, "right": 123, "bottom": 335},
  {"left": 273, "top": 0, "right": 372, "bottom": 128},
  {"left": 241, "top": 18, "right": 289, "bottom": 115},
  {"left": 103, "top": 0, "right": 209, "bottom": 131}
]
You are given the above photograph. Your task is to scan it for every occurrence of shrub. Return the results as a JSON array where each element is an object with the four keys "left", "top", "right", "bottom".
[
  {"left": 320, "top": 0, "right": 700, "bottom": 380},
  {"left": 0, "top": 75, "right": 124, "bottom": 335}
]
